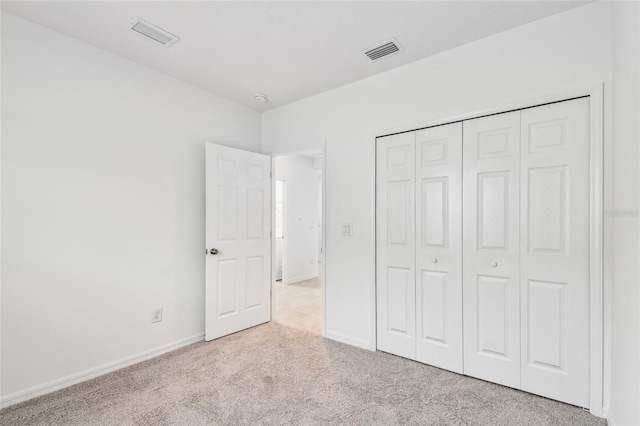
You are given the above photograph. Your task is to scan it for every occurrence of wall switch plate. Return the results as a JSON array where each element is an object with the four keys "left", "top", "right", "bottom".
[
  {"left": 341, "top": 223, "right": 353, "bottom": 236},
  {"left": 151, "top": 307, "right": 163, "bottom": 323}
]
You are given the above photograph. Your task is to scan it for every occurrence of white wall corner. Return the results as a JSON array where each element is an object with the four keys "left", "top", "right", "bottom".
[{"left": 602, "top": 407, "right": 612, "bottom": 426}]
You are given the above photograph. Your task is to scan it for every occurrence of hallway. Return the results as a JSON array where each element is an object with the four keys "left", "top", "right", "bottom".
[{"left": 274, "top": 277, "right": 321, "bottom": 334}]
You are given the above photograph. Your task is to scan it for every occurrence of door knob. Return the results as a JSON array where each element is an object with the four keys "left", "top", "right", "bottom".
[
  {"left": 432, "top": 258, "right": 438, "bottom": 263},
  {"left": 490, "top": 261, "right": 498, "bottom": 268},
  {"left": 209, "top": 248, "right": 219, "bottom": 255}
]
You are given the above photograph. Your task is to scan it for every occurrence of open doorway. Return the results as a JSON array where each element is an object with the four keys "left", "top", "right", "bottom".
[{"left": 272, "top": 150, "right": 324, "bottom": 335}]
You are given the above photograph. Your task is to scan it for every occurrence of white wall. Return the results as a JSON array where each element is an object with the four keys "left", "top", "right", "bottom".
[
  {"left": 275, "top": 155, "right": 320, "bottom": 283},
  {"left": 263, "top": 0, "right": 617, "bottom": 409},
  {"left": 609, "top": 3, "right": 640, "bottom": 425},
  {"left": 1, "top": 14, "right": 261, "bottom": 402}
]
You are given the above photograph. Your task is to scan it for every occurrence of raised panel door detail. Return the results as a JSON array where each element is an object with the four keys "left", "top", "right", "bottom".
[
  {"left": 477, "top": 275, "right": 510, "bottom": 359},
  {"left": 421, "top": 177, "right": 448, "bottom": 248},
  {"left": 387, "top": 181, "right": 410, "bottom": 245},
  {"left": 528, "top": 166, "right": 567, "bottom": 253},
  {"left": 218, "top": 157, "right": 238, "bottom": 177},
  {"left": 217, "top": 258, "right": 238, "bottom": 317},
  {"left": 528, "top": 119, "right": 568, "bottom": 153},
  {"left": 387, "top": 145, "right": 411, "bottom": 170},
  {"left": 247, "top": 189, "right": 263, "bottom": 240},
  {"left": 519, "top": 96, "right": 590, "bottom": 409},
  {"left": 478, "top": 128, "right": 511, "bottom": 159},
  {"left": 377, "top": 132, "right": 416, "bottom": 361},
  {"left": 246, "top": 163, "right": 264, "bottom": 181},
  {"left": 387, "top": 267, "right": 411, "bottom": 335},
  {"left": 463, "top": 110, "right": 520, "bottom": 388},
  {"left": 218, "top": 186, "right": 238, "bottom": 241},
  {"left": 478, "top": 172, "right": 509, "bottom": 250},
  {"left": 245, "top": 256, "right": 264, "bottom": 310},
  {"left": 421, "top": 270, "right": 448, "bottom": 345},
  {"left": 420, "top": 139, "right": 448, "bottom": 166},
  {"left": 527, "top": 280, "right": 566, "bottom": 371},
  {"left": 415, "top": 122, "right": 462, "bottom": 374}
]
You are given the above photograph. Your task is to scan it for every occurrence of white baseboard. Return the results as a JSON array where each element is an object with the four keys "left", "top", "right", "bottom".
[
  {"left": 325, "top": 329, "right": 371, "bottom": 351},
  {"left": 286, "top": 273, "right": 319, "bottom": 284},
  {"left": 0, "top": 332, "right": 204, "bottom": 409}
]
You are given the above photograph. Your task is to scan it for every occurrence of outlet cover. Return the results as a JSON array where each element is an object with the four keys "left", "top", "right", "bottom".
[{"left": 151, "top": 307, "right": 163, "bottom": 323}]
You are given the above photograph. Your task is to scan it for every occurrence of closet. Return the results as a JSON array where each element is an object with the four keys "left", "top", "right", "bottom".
[{"left": 376, "top": 97, "right": 591, "bottom": 408}]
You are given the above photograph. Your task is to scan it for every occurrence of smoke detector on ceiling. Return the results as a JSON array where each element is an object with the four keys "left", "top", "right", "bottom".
[
  {"left": 130, "top": 17, "right": 180, "bottom": 47},
  {"left": 363, "top": 38, "right": 402, "bottom": 61},
  {"left": 254, "top": 94, "right": 269, "bottom": 103}
]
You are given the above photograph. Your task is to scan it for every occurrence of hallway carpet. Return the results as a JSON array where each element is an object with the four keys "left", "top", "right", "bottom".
[{"left": 0, "top": 323, "right": 605, "bottom": 425}]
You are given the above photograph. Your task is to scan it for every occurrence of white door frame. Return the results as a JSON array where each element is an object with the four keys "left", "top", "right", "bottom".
[
  {"left": 270, "top": 147, "right": 327, "bottom": 337},
  {"left": 370, "top": 84, "right": 604, "bottom": 416},
  {"left": 275, "top": 180, "right": 288, "bottom": 284}
]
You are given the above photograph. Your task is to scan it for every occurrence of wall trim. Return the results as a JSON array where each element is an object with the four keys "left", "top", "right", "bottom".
[
  {"left": 0, "top": 333, "right": 205, "bottom": 409},
  {"left": 270, "top": 158, "right": 278, "bottom": 320},
  {"left": 321, "top": 140, "right": 328, "bottom": 338},
  {"left": 286, "top": 273, "right": 319, "bottom": 285},
  {"left": 325, "top": 329, "right": 372, "bottom": 351},
  {"left": 370, "top": 83, "right": 606, "bottom": 418},
  {"left": 588, "top": 84, "right": 605, "bottom": 418}
]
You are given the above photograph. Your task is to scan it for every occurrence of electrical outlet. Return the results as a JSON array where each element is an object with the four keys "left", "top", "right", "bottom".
[
  {"left": 342, "top": 223, "right": 353, "bottom": 236},
  {"left": 151, "top": 307, "right": 163, "bottom": 323}
]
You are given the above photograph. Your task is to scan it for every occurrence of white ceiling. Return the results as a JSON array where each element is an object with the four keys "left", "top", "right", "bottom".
[{"left": 2, "top": 1, "right": 590, "bottom": 111}]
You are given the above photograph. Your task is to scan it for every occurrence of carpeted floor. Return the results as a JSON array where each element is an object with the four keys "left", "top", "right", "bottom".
[{"left": 0, "top": 322, "right": 605, "bottom": 425}]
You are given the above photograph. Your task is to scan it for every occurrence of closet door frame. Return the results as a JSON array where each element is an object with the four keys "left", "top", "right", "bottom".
[{"left": 371, "top": 84, "right": 604, "bottom": 417}]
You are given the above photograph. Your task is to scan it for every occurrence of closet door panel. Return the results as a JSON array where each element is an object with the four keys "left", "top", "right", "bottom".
[
  {"left": 463, "top": 111, "right": 521, "bottom": 388},
  {"left": 376, "top": 132, "right": 416, "bottom": 360},
  {"left": 415, "top": 123, "right": 463, "bottom": 373},
  {"left": 520, "top": 98, "right": 590, "bottom": 407}
]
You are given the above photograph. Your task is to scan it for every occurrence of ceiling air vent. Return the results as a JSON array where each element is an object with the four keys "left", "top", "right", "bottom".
[
  {"left": 130, "top": 18, "right": 180, "bottom": 47},
  {"left": 363, "top": 39, "right": 401, "bottom": 61}
]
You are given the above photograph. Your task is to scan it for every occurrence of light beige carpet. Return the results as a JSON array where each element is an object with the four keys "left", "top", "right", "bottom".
[{"left": 0, "top": 323, "right": 605, "bottom": 425}]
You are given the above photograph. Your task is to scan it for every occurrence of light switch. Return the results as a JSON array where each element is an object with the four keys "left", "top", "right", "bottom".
[{"left": 342, "top": 223, "right": 353, "bottom": 236}]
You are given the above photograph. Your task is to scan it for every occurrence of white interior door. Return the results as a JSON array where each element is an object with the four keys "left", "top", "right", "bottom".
[
  {"left": 376, "top": 132, "right": 416, "bottom": 360},
  {"left": 205, "top": 143, "right": 271, "bottom": 341},
  {"left": 415, "top": 123, "right": 463, "bottom": 373},
  {"left": 520, "top": 98, "right": 590, "bottom": 407},
  {"left": 463, "top": 111, "right": 521, "bottom": 388}
]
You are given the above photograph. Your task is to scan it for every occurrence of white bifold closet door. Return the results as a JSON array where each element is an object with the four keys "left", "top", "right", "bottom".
[
  {"left": 376, "top": 123, "right": 463, "bottom": 374},
  {"left": 376, "top": 131, "right": 416, "bottom": 360},
  {"left": 415, "top": 124, "right": 463, "bottom": 373},
  {"left": 519, "top": 99, "right": 590, "bottom": 407},
  {"left": 462, "top": 111, "right": 522, "bottom": 388},
  {"left": 377, "top": 97, "right": 591, "bottom": 408},
  {"left": 463, "top": 98, "right": 590, "bottom": 407}
]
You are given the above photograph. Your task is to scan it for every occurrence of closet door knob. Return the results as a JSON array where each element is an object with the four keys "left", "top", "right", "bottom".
[
  {"left": 432, "top": 258, "right": 438, "bottom": 264},
  {"left": 490, "top": 261, "right": 498, "bottom": 268}
]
